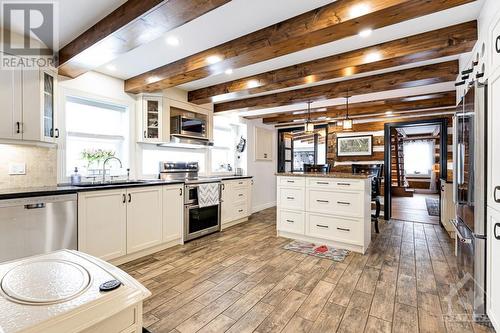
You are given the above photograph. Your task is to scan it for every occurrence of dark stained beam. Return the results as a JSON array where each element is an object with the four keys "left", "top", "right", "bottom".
[
  {"left": 261, "top": 92, "right": 456, "bottom": 124},
  {"left": 124, "top": 0, "right": 474, "bottom": 94},
  {"left": 58, "top": 0, "right": 231, "bottom": 78},
  {"left": 214, "top": 60, "right": 459, "bottom": 112},
  {"left": 188, "top": 21, "right": 476, "bottom": 104}
]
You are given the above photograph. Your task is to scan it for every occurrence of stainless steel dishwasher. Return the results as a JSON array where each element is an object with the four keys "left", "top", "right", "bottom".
[{"left": 0, "top": 194, "right": 77, "bottom": 262}]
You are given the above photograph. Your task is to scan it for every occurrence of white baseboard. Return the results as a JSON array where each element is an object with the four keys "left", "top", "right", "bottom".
[{"left": 252, "top": 201, "right": 276, "bottom": 214}]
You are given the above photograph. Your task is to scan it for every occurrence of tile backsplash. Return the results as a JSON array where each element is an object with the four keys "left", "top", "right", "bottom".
[{"left": 0, "top": 144, "right": 57, "bottom": 189}]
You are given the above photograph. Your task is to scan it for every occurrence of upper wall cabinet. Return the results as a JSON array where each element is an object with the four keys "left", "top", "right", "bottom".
[
  {"left": 255, "top": 127, "right": 273, "bottom": 161},
  {"left": 137, "top": 94, "right": 163, "bottom": 143},
  {"left": 489, "top": 12, "right": 500, "bottom": 77},
  {"left": 0, "top": 58, "right": 58, "bottom": 143}
]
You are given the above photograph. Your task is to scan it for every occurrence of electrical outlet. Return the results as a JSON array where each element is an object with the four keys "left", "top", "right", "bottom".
[{"left": 8, "top": 163, "right": 26, "bottom": 175}]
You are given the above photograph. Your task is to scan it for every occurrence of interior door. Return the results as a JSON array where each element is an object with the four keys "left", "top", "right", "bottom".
[{"left": 0, "top": 67, "right": 22, "bottom": 140}]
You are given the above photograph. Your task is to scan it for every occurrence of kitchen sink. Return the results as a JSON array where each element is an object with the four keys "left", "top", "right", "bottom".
[{"left": 73, "top": 180, "right": 148, "bottom": 188}]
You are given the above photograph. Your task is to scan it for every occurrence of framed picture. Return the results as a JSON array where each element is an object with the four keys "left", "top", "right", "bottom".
[{"left": 337, "top": 135, "right": 373, "bottom": 156}]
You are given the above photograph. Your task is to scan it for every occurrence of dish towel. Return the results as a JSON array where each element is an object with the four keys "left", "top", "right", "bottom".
[{"left": 197, "top": 183, "right": 220, "bottom": 208}]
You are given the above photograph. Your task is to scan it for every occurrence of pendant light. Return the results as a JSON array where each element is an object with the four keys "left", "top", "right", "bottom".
[
  {"left": 304, "top": 101, "right": 314, "bottom": 133},
  {"left": 343, "top": 89, "right": 353, "bottom": 131}
]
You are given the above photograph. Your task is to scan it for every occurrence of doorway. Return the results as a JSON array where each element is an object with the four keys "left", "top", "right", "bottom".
[
  {"left": 384, "top": 119, "right": 448, "bottom": 224},
  {"left": 277, "top": 126, "right": 327, "bottom": 172}
]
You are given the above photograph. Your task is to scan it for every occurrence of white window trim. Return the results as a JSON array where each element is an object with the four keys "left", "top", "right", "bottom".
[{"left": 57, "top": 87, "right": 135, "bottom": 183}]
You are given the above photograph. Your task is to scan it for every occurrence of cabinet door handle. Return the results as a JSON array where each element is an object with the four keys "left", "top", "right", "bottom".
[
  {"left": 15, "top": 122, "right": 20, "bottom": 134},
  {"left": 54, "top": 128, "right": 60, "bottom": 138},
  {"left": 222, "top": 184, "right": 225, "bottom": 190},
  {"left": 144, "top": 131, "right": 147, "bottom": 139},
  {"left": 337, "top": 227, "right": 351, "bottom": 232},
  {"left": 286, "top": 219, "right": 294, "bottom": 223},
  {"left": 496, "top": 35, "right": 500, "bottom": 54},
  {"left": 337, "top": 201, "right": 351, "bottom": 205},
  {"left": 122, "top": 194, "right": 126, "bottom": 203},
  {"left": 494, "top": 223, "right": 500, "bottom": 240},
  {"left": 316, "top": 199, "right": 329, "bottom": 203},
  {"left": 316, "top": 224, "right": 329, "bottom": 229},
  {"left": 337, "top": 182, "right": 351, "bottom": 186},
  {"left": 128, "top": 193, "right": 132, "bottom": 203},
  {"left": 179, "top": 188, "right": 183, "bottom": 196},
  {"left": 494, "top": 186, "right": 500, "bottom": 203}
]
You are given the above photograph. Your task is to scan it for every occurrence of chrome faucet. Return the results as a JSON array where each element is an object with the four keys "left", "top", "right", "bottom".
[{"left": 102, "top": 156, "right": 123, "bottom": 183}]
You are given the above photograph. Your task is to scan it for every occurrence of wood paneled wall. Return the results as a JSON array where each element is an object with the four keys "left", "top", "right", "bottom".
[{"left": 325, "top": 115, "right": 454, "bottom": 182}]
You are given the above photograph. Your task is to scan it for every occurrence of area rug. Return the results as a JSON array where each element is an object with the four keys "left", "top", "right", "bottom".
[
  {"left": 425, "top": 197, "right": 440, "bottom": 217},
  {"left": 283, "top": 240, "right": 350, "bottom": 262}
]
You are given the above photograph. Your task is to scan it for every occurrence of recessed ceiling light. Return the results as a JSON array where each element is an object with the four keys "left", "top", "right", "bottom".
[
  {"left": 349, "top": 3, "right": 371, "bottom": 19},
  {"left": 166, "top": 36, "right": 180, "bottom": 46},
  {"left": 365, "top": 51, "right": 382, "bottom": 63},
  {"left": 385, "top": 111, "right": 394, "bottom": 116},
  {"left": 247, "top": 79, "right": 260, "bottom": 89},
  {"left": 358, "top": 28, "right": 373, "bottom": 38},
  {"left": 224, "top": 68, "right": 233, "bottom": 75},
  {"left": 206, "top": 55, "right": 223, "bottom": 65},
  {"left": 106, "top": 64, "right": 117, "bottom": 71}
]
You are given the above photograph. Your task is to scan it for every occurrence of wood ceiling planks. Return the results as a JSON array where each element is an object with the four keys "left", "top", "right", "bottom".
[
  {"left": 58, "top": 0, "right": 231, "bottom": 78},
  {"left": 188, "top": 21, "right": 476, "bottom": 104},
  {"left": 261, "top": 92, "right": 457, "bottom": 124},
  {"left": 124, "top": 0, "right": 474, "bottom": 94},
  {"left": 214, "top": 60, "right": 459, "bottom": 112}
]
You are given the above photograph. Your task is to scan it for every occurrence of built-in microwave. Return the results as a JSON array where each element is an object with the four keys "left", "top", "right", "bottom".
[{"left": 171, "top": 115, "right": 207, "bottom": 139}]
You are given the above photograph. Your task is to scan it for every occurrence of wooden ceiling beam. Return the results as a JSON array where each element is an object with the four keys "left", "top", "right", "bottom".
[
  {"left": 188, "top": 21, "right": 476, "bottom": 104},
  {"left": 124, "top": 0, "right": 474, "bottom": 94},
  {"left": 214, "top": 60, "right": 459, "bottom": 112},
  {"left": 261, "top": 92, "right": 456, "bottom": 124},
  {"left": 58, "top": 0, "right": 231, "bottom": 78}
]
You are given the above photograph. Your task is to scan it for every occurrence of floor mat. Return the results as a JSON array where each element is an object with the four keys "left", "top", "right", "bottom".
[
  {"left": 283, "top": 240, "right": 350, "bottom": 262},
  {"left": 425, "top": 197, "right": 440, "bottom": 216}
]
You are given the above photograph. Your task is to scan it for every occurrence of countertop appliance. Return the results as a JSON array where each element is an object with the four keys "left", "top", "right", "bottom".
[
  {"left": 0, "top": 194, "right": 77, "bottom": 263},
  {"left": 159, "top": 162, "right": 222, "bottom": 242},
  {"left": 170, "top": 115, "right": 207, "bottom": 139},
  {"left": 453, "top": 80, "right": 489, "bottom": 323},
  {"left": 0, "top": 250, "right": 150, "bottom": 333}
]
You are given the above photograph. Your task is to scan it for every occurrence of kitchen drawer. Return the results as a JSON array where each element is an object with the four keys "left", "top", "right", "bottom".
[
  {"left": 307, "top": 178, "right": 364, "bottom": 191},
  {"left": 233, "top": 202, "right": 248, "bottom": 220},
  {"left": 307, "top": 189, "right": 363, "bottom": 217},
  {"left": 231, "top": 187, "right": 249, "bottom": 203},
  {"left": 279, "top": 177, "right": 305, "bottom": 187},
  {"left": 306, "top": 213, "right": 362, "bottom": 244},
  {"left": 278, "top": 209, "right": 305, "bottom": 234},
  {"left": 278, "top": 187, "right": 305, "bottom": 210},
  {"left": 231, "top": 179, "right": 251, "bottom": 189}
]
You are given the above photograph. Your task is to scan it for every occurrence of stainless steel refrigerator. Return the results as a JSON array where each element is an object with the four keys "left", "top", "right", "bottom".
[{"left": 453, "top": 81, "right": 488, "bottom": 323}]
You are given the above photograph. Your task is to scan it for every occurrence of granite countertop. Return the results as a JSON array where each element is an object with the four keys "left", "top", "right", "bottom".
[
  {"left": 0, "top": 175, "right": 253, "bottom": 200},
  {"left": 275, "top": 172, "right": 373, "bottom": 179}
]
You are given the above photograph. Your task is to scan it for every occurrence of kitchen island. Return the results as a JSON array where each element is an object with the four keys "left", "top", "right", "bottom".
[{"left": 276, "top": 172, "right": 373, "bottom": 254}]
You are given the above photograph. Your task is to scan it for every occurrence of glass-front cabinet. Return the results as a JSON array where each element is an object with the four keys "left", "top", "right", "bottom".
[
  {"left": 42, "top": 71, "right": 57, "bottom": 141},
  {"left": 141, "top": 96, "right": 163, "bottom": 143}
]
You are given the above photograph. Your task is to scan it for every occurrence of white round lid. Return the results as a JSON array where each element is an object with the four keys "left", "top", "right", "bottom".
[{"left": 1, "top": 259, "right": 91, "bottom": 305}]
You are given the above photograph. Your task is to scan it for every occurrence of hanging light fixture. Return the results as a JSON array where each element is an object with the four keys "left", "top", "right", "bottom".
[
  {"left": 304, "top": 101, "right": 315, "bottom": 133},
  {"left": 342, "top": 89, "right": 353, "bottom": 131}
]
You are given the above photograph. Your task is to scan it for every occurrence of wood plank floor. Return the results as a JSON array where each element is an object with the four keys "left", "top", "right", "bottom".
[
  {"left": 120, "top": 208, "right": 493, "bottom": 333},
  {"left": 392, "top": 193, "right": 440, "bottom": 225}
]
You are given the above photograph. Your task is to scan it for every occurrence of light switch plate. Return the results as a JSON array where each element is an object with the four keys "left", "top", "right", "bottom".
[{"left": 9, "top": 162, "right": 26, "bottom": 175}]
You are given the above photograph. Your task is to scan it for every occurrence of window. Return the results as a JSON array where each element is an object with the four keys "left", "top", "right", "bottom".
[
  {"left": 403, "top": 140, "right": 435, "bottom": 176},
  {"left": 65, "top": 96, "right": 129, "bottom": 177},
  {"left": 278, "top": 126, "right": 327, "bottom": 172},
  {"left": 211, "top": 116, "right": 240, "bottom": 173}
]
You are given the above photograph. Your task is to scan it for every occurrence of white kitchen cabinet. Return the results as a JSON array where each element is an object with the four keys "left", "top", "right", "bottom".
[
  {"left": 0, "top": 66, "right": 22, "bottom": 140},
  {"left": 163, "top": 184, "right": 184, "bottom": 242},
  {"left": 487, "top": 207, "right": 500, "bottom": 332},
  {"left": 78, "top": 189, "right": 127, "bottom": 261},
  {"left": 255, "top": 127, "right": 273, "bottom": 161},
  {"left": 488, "top": 68, "right": 500, "bottom": 212},
  {"left": 126, "top": 186, "right": 163, "bottom": 253},
  {"left": 138, "top": 95, "right": 163, "bottom": 143},
  {"left": 221, "top": 178, "right": 253, "bottom": 228},
  {"left": 440, "top": 180, "right": 455, "bottom": 237},
  {"left": 0, "top": 61, "right": 58, "bottom": 143}
]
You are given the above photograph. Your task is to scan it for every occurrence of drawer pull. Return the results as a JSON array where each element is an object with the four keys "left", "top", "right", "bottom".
[
  {"left": 337, "top": 201, "right": 351, "bottom": 205},
  {"left": 316, "top": 181, "right": 329, "bottom": 185},
  {"left": 238, "top": 182, "right": 244, "bottom": 185},
  {"left": 286, "top": 196, "right": 295, "bottom": 200},
  {"left": 494, "top": 186, "right": 500, "bottom": 203},
  {"left": 286, "top": 219, "right": 294, "bottom": 223},
  {"left": 287, "top": 180, "right": 295, "bottom": 183},
  {"left": 316, "top": 224, "right": 329, "bottom": 229},
  {"left": 496, "top": 35, "right": 500, "bottom": 54},
  {"left": 337, "top": 227, "right": 351, "bottom": 232},
  {"left": 239, "top": 193, "right": 244, "bottom": 197},
  {"left": 337, "top": 182, "right": 351, "bottom": 186},
  {"left": 238, "top": 209, "right": 244, "bottom": 213},
  {"left": 316, "top": 199, "right": 329, "bottom": 203}
]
